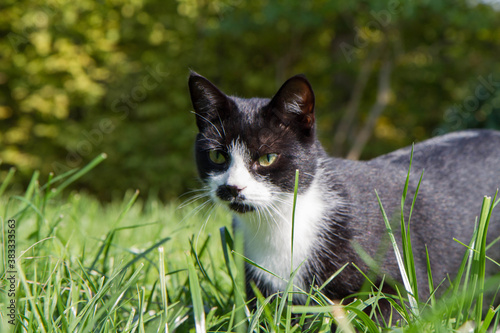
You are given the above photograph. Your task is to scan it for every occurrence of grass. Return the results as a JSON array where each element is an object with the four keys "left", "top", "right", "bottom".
[{"left": 1, "top": 153, "right": 499, "bottom": 332}]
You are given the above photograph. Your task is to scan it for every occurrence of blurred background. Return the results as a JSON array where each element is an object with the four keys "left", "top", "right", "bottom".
[{"left": 1, "top": 0, "right": 499, "bottom": 202}]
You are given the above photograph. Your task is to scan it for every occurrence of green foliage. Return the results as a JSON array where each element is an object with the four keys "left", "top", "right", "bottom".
[{"left": 1, "top": 0, "right": 500, "bottom": 199}]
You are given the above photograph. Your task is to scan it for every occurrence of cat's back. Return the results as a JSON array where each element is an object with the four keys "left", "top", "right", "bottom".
[
  {"left": 361, "top": 129, "right": 500, "bottom": 223},
  {"left": 326, "top": 130, "right": 500, "bottom": 191},
  {"left": 372, "top": 129, "right": 500, "bottom": 175},
  {"left": 368, "top": 129, "right": 500, "bottom": 212}
]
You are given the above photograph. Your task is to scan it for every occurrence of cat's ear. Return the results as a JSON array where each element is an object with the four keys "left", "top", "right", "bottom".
[
  {"left": 269, "top": 74, "right": 315, "bottom": 130},
  {"left": 188, "top": 72, "right": 230, "bottom": 131}
]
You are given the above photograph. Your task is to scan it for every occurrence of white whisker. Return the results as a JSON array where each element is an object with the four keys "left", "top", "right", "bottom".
[
  {"left": 194, "top": 202, "right": 218, "bottom": 251},
  {"left": 190, "top": 111, "right": 224, "bottom": 139}
]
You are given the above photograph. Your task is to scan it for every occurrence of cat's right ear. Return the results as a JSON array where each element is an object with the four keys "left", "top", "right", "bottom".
[
  {"left": 268, "top": 75, "right": 315, "bottom": 132},
  {"left": 188, "top": 72, "right": 230, "bottom": 132}
]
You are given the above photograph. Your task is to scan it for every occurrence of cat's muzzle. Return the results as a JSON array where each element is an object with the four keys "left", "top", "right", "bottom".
[{"left": 216, "top": 185, "right": 255, "bottom": 213}]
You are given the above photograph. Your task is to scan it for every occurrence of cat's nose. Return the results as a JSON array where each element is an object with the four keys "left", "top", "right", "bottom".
[{"left": 216, "top": 185, "right": 244, "bottom": 201}]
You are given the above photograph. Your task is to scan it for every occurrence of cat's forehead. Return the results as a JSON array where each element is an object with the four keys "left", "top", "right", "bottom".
[
  {"left": 222, "top": 99, "right": 293, "bottom": 154},
  {"left": 230, "top": 97, "right": 269, "bottom": 121},
  {"left": 198, "top": 95, "right": 297, "bottom": 154}
]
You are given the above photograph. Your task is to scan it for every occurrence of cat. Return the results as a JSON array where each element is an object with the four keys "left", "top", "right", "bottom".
[{"left": 188, "top": 71, "right": 500, "bottom": 313}]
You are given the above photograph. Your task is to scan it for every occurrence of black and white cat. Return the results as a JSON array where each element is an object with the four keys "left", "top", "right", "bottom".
[{"left": 188, "top": 72, "right": 500, "bottom": 308}]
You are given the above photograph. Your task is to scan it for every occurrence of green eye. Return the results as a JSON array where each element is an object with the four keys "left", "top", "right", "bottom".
[
  {"left": 258, "top": 153, "right": 278, "bottom": 167},
  {"left": 208, "top": 150, "right": 226, "bottom": 164}
]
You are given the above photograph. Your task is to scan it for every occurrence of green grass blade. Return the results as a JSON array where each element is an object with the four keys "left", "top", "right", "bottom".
[
  {"left": 137, "top": 285, "right": 146, "bottom": 333},
  {"left": 425, "top": 245, "right": 436, "bottom": 307},
  {"left": 473, "top": 193, "right": 496, "bottom": 325},
  {"left": 231, "top": 249, "right": 283, "bottom": 282},
  {"left": 491, "top": 304, "right": 500, "bottom": 333},
  {"left": 0, "top": 166, "right": 16, "bottom": 197},
  {"left": 451, "top": 228, "right": 477, "bottom": 326},
  {"left": 17, "top": 261, "right": 48, "bottom": 333},
  {"left": 375, "top": 189, "right": 418, "bottom": 316},
  {"left": 291, "top": 169, "right": 299, "bottom": 271},
  {"left": 158, "top": 247, "right": 169, "bottom": 331},
  {"left": 400, "top": 144, "right": 413, "bottom": 225},
  {"left": 187, "top": 252, "right": 206, "bottom": 333},
  {"left": 478, "top": 306, "right": 497, "bottom": 333},
  {"left": 317, "top": 262, "right": 349, "bottom": 292},
  {"left": 248, "top": 289, "right": 276, "bottom": 332},
  {"left": 287, "top": 169, "right": 300, "bottom": 332},
  {"left": 220, "top": 226, "right": 236, "bottom": 280},
  {"left": 343, "top": 305, "right": 379, "bottom": 333},
  {"left": 277, "top": 261, "right": 305, "bottom": 327},
  {"left": 10, "top": 170, "right": 40, "bottom": 223},
  {"left": 24, "top": 170, "right": 40, "bottom": 200},
  {"left": 9, "top": 195, "right": 45, "bottom": 221},
  {"left": 124, "top": 307, "right": 136, "bottom": 333},
  {"left": 398, "top": 145, "right": 421, "bottom": 306},
  {"left": 219, "top": 227, "right": 248, "bottom": 330},
  {"left": 112, "top": 189, "right": 140, "bottom": 228},
  {"left": 50, "top": 153, "right": 107, "bottom": 198},
  {"left": 190, "top": 234, "right": 213, "bottom": 284},
  {"left": 122, "top": 235, "right": 171, "bottom": 272},
  {"left": 402, "top": 169, "right": 424, "bottom": 304},
  {"left": 81, "top": 263, "right": 144, "bottom": 333}
]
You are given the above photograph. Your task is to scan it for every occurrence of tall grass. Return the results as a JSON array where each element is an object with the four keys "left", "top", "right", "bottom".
[
  {"left": 1, "top": 153, "right": 499, "bottom": 332},
  {"left": 1, "top": 154, "right": 235, "bottom": 332}
]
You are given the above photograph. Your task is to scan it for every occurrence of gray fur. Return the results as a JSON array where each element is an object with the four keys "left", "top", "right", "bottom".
[{"left": 315, "top": 129, "right": 500, "bottom": 301}]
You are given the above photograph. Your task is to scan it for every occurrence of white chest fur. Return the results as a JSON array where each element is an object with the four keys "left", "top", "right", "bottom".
[{"left": 234, "top": 175, "right": 326, "bottom": 295}]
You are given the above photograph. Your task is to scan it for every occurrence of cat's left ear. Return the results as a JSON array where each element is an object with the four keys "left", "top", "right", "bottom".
[
  {"left": 188, "top": 71, "right": 230, "bottom": 132},
  {"left": 269, "top": 74, "right": 315, "bottom": 130}
]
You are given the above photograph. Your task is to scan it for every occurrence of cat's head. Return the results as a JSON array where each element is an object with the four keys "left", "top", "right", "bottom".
[{"left": 188, "top": 72, "right": 321, "bottom": 214}]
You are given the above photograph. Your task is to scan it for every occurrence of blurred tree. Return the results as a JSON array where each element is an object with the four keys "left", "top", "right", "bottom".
[{"left": 0, "top": 0, "right": 499, "bottom": 200}]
